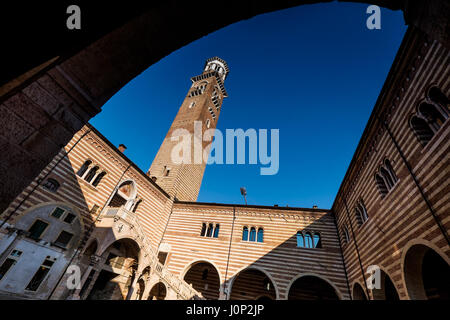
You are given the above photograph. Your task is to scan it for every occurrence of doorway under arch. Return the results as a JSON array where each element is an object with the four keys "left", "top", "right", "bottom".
[
  {"left": 183, "top": 261, "right": 221, "bottom": 300},
  {"left": 229, "top": 268, "right": 277, "bottom": 300},
  {"left": 288, "top": 275, "right": 340, "bottom": 300},
  {"left": 403, "top": 244, "right": 450, "bottom": 300}
]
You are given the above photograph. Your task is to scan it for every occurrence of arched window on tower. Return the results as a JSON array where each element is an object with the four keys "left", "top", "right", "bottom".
[
  {"left": 296, "top": 231, "right": 304, "bottom": 247},
  {"left": 384, "top": 159, "right": 398, "bottom": 185},
  {"left": 92, "top": 171, "right": 106, "bottom": 187},
  {"left": 428, "top": 86, "right": 449, "bottom": 111},
  {"left": 418, "top": 102, "right": 446, "bottom": 132},
  {"left": 257, "top": 228, "right": 264, "bottom": 243},
  {"left": 77, "top": 160, "right": 91, "bottom": 177},
  {"left": 84, "top": 166, "right": 98, "bottom": 183},
  {"left": 242, "top": 226, "right": 248, "bottom": 241},
  {"left": 355, "top": 200, "right": 369, "bottom": 226},
  {"left": 249, "top": 227, "right": 256, "bottom": 242}
]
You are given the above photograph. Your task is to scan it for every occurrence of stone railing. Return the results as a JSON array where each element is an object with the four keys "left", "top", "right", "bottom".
[{"left": 102, "top": 206, "right": 203, "bottom": 300}]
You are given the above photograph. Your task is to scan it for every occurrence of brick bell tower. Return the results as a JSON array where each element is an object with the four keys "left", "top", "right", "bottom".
[{"left": 148, "top": 57, "right": 229, "bottom": 201}]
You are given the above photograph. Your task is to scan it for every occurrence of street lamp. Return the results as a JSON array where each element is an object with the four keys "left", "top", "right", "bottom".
[{"left": 240, "top": 187, "right": 247, "bottom": 205}]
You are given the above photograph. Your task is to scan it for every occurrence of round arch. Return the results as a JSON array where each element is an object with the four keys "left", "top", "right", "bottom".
[
  {"left": 401, "top": 239, "right": 450, "bottom": 300},
  {"left": 228, "top": 266, "right": 279, "bottom": 300},
  {"left": 180, "top": 258, "right": 224, "bottom": 285},
  {"left": 286, "top": 273, "right": 342, "bottom": 300},
  {"left": 181, "top": 260, "right": 222, "bottom": 300},
  {"left": 352, "top": 281, "right": 368, "bottom": 300},
  {"left": 369, "top": 264, "right": 400, "bottom": 300},
  {"left": 148, "top": 282, "right": 167, "bottom": 300}
]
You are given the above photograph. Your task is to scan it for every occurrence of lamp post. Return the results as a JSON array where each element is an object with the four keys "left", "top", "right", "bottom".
[{"left": 240, "top": 187, "right": 247, "bottom": 205}]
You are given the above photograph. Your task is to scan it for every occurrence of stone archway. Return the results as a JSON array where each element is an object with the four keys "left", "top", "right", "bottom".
[
  {"left": 229, "top": 268, "right": 277, "bottom": 300},
  {"left": 87, "top": 238, "right": 140, "bottom": 300},
  {"left": 183, "top": 261, "right": 221, "bottom": 300},
  {"left": 403, "top": 244, "right": 450, "bottom": 300},
  {"left": 287, "top": 275, "right": 340, "bottom": 300}
]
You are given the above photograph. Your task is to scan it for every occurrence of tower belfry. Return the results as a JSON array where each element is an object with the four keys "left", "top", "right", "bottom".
[{"left": 148, "top": 57, "right": 229, "bottom": 201}]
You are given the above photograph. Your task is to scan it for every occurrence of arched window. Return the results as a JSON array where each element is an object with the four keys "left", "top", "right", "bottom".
[
  {"left": 296, "top": 231, "right": 304, "bottom": 247},
  {"left": 77, "top": 160, "right": 91, "bottom": 177},
  {"left": 200, "top": 223, "right": 207, "bottom": 236},
  {"left": 428, "top": 86, "right": 449, "bottom": 110},
  {"left": 249, "top": 227, "right": 256, "bottom": 242},
  {"left": 418, "top": 102, "right": 446, "bottom": 132},
  {"left": 375, "top": 173, "right": 388, "bottom": 197},
  {"left": 384, "top": 159, "right": 398, "bottom": 185},
  {"left": 42, "top": 178, "right": 60, "bottom": 192},
  {"left": 355, "top": 201, "right": 369, "bottom": 225},
  {"left": 304, "top": 232, "right": 313, "bottom": 248},
  {"left": 257, "top": 228, "right": 264, "bottom": 243},
  {"left": 242, "top": 226, "right": 248, "bottom": 241},
  {"left": 313, "top": 233, "right": 322, "bottom": 248},
  {"left": 411, "top": 115, "right": 434, "bottom": 145},
  {"left": 84, "top": 166, "right": 98, "bottom": 183},
  {"left": 92, "top": 171, "right": 106, "bottom": 187},
  {"left": 207, "top": 223, "right": 213, "bottom": 237},
  {"left": 206, "top": 119, "right": 211, "bottom": 129},
  {"left": 343, "top": 226, "right": 350, "bottom": 244},
  {"left": 380, "top": 167, "right": 395, "bottom": 189},
  {"left": 213, "top": 224, "right": 220, "bottom": 238},
  {"left": 132, "top": 199, "right": 142, "bottom": 213}
]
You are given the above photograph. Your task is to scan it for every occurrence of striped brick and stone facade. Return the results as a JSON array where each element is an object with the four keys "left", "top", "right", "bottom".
[{"left": 0, "top": 26, "right": 448, "bottom": 301}]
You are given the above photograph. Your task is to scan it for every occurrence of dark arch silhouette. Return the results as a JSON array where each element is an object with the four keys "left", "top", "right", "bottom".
[
  {"left": 230, "top": 268, "right": 277, "bottom": 300},
  {"left": 352, "top": 282, "right": 367, "bottom": 300},
  {"left": 148, "top": 282, "right": 167, "bottom": 300},
  {"left": 183, "top": 261, "right": 221, "bottom": 300},
  {"left": 288, "top": 275, "right": 340, "bottom": 300},
  {"left": 370, "top": 269, "right": 399, "bottom": 300},
  {"left": 403, "top": 244, "right": 450, "bottom": 300}
]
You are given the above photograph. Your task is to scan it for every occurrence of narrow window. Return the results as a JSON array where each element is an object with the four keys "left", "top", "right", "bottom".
[
  {"left": 77, "top": 160, "right": 91, "bottom": 177},
  {"left": 0, "top": 250, "right": 22, "bottom": 281},
  {"left": 296, "top": 231, "right": 304, "bottom": 247},
  {"left": 92, "top": 172, "right": 106, "bottom": 187},
  {"left": 206, "top": 119, "right": 211, "bottom": 129},
  {"left": 25, "top": 258, "right": 55, "bottom": 291},
  {"left": 411, "top": 115, "right": 434, "bottom": 145},
  {"left": 343, "top": 226, "right": 350, "bottom": 244},
  {"left": 50, "top": 207, "right": 65, "bottom": 219},
  {"left": 28, "top": 220, "right": 49, "bottom": 240},
  {"left": 313, "top": 233, "right": 322, "bottom": 248},
  {"left": 419, "top": 102, "right": 446, "bottom": 132},
  {"left": 384, "top": 160, "right": 398, "bottom": 185},
  {"left": 42, "top": 178, "right": 60, "bottom": 192},
  {"left": 304, "top": 232, "right": 313, "bottom": 248},
  {"left": 257, "top": 228, "right": 264, "bottom": 243},
  {"left": 213, "top": 224, "right": 220, "bottom": 238},
  {"left": 375, "top": 173, "right": 388, "bottom": 197},
  {"left": 206, "top": 223, "right": 213, "bottom": 237},
  {"left": 84, "top": 166, "right": 99, "bottom": 183},
  {"left": 63, "top": 213, "right": 76, "bottom": 224},
  {"left": 53, "top": 231, "right": 74, "bottom": 248},
  {"left": 242, "top": 226, "right": 248, "bottom": 241},
  {"left": 189, "top": 101, "right": 196, "bottom": 109},
  {"left": 249, "top": 227, "right": 256, "bottom": 242},
  {"left": 200, "top": 223, "right": 207, "bottom": 236},
  {"left": 380, "top": 167, "right": 395, "bottom": 189}
]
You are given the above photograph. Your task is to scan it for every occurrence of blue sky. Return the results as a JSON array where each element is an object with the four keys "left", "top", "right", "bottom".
[{"left": 90, "top": 2, "right": 407, "bottom": 209}]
